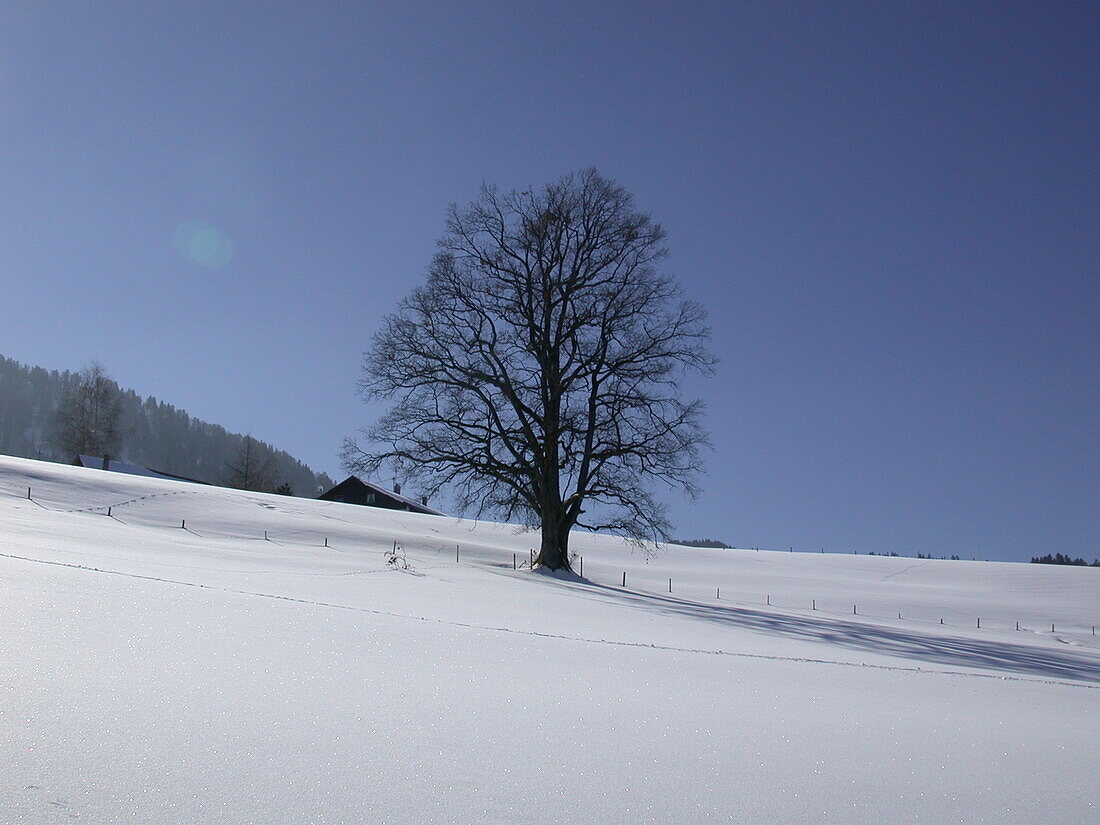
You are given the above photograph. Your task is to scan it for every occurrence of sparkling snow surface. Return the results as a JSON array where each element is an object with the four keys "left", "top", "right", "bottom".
[{"left": 1, "top": 455, "right": 1096, "bottom": 823}]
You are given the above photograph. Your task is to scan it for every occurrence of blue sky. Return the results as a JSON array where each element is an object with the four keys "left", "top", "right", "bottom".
[{"left": 1, "top": 2, "right": 1096, "bottom": 560}]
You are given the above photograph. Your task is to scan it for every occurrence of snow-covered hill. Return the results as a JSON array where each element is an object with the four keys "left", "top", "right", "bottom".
[{"left": 1, "top": 454, "right": 1096, "bottom": 823}]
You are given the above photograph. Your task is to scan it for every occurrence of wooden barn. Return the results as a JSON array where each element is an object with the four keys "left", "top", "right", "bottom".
[{"left": 317, "top": 476, "right": 443, "bottom": 516}]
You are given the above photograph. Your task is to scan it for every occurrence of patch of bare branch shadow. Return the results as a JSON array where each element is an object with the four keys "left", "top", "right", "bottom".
[{"left": 568, "top": 580, "right": 1100, "bottom": 683}]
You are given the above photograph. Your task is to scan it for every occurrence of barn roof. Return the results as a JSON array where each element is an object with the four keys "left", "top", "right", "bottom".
[{"left": 318, "top": 476, "right": 445, "bottom": 516}]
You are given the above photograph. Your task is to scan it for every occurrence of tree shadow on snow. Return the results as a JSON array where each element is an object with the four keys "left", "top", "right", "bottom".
[{"left": 571, "top": 581, "right": 1100, "bottom": 684}]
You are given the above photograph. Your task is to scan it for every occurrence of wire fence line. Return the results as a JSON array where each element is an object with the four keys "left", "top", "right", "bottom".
[{"left": 12, "top": 486, "right": 1098, "bottom": 638}]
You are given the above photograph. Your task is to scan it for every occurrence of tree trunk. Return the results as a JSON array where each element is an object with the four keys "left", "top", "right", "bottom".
[
  {"left": 536, "top": 510, "right": 572, "bottom": 571},
  {"left": 534, "top": 422, "right": 572, "bottom": 570}
]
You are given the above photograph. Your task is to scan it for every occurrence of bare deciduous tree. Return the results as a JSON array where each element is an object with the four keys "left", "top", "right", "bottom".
[
  {"left": 222, "top": 434, "right": 277, "bottom": 492},
  {"left": 344, "top": 169, "right": 713, "bottom": 571},
  {"left": 52, "top": 362, "right": 126, "bottom": 459}
]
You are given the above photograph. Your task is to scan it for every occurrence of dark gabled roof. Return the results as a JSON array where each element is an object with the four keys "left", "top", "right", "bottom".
[{"left": 317, "top": 476, "right": 444, "bottom": 516}]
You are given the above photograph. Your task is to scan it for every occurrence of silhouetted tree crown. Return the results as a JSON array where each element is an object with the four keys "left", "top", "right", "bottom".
[
  {"left": 52, "top": 362, "right": 126, "bottom": 458},
  {"left": 344, "top": 169, "right": 713, "bottom": 571}
]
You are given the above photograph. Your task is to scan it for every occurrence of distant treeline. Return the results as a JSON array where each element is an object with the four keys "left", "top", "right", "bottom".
[
  {"left": 672, "top": 538, "right": 731, "bottom": 549},
  {"left": 0, "top": 354, "right": 333, "bottom": 496},
  {"left": 1030, "top": 553, "right": 1100, "bottom": 567}
]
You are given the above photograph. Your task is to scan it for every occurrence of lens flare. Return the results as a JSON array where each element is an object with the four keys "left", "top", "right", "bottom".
[{"left": 173, "top": 220, "right": 233, "bottom": 268}]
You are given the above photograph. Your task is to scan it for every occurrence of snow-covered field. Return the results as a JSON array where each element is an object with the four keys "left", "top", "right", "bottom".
[{"left": 1, "top": 454, "right": 1096, "bottom": 824}]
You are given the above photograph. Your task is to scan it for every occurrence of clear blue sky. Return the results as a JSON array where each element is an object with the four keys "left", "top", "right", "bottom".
[{"left": 2, "top": 2, "right": 1096, "bottom": 560}]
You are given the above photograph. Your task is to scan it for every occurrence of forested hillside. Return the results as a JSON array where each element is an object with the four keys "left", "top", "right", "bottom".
[{"left": 0, "top": 355, "right": 333, "bottom": 495}]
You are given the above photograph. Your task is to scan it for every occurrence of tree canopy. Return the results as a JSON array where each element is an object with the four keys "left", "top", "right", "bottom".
[
  {"left": 345, "top": 169, "right": 713, "bottom": 570},
  {"left": 52, "top": 362, "right": 126, "bottom": 459}
]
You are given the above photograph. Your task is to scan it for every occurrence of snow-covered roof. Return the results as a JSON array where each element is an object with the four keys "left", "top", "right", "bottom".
[{"left": 74, "top": 455, "right": 204, "bottom": 484}]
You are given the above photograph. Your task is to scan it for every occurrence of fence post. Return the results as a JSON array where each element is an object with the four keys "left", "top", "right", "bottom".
[
  {"left": 1016, "top": 621, "right": 1020, "bottom": 631},
  {"left": 107, "top": 506, "right": 112, "bottom": 517},
  {"left": 325, "top": 537, "right": 329, "bottom": 547},
  {"left": 812, "top": 599, "right": 816, "bottom": 610},
  {"left": 27, "top": 486, "right": 31, "bottom": 499},
  {"left": 668, "top": 578, "right": 672, "bottom": 593},
  {"left": 513, "top": 553, "right": 517, "bottom": 570},
  {"left": 717, "top": 587, "right": 720, "bottom": 599},
  {"left": 456, "top": 545, "right": 460, "bottom": 563},
  {"left": 853, "top": 604, "right": 857, "bottom": 615},
  {"left": 181, "top": 519, "right": 185, "bottom": 529},
  {"left": 977, "top": 617, "right": 981, "bottom": 628},
  {"left": 622, "top": 571, "right": 626, "bottom": 587},
  {"left": 766, "top": 594, "right": 770, "bottom": 606},
  {"left": 579, "top": 556, "right": 583, "bottom": 577}
]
